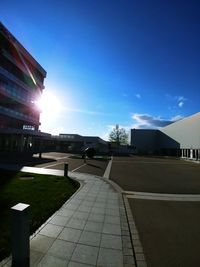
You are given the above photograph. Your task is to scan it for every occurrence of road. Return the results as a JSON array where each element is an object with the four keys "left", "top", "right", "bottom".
[
  {"left": 33, "top": 152, "right": 109, "bottom": 177},
  {"left": 110, "top": 156, "right": 200, "bottom": 267},
  {"left": 110, "top": 156, "right": 200, "bottom": 194}
]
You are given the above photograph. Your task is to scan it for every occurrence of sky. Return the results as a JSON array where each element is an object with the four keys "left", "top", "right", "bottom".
[{"left": 1, "top": 0, "right": 200, "bottom": 140}]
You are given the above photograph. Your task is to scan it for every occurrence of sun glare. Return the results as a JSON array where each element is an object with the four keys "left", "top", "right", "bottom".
[{"left": 36, "top": 91, "right": 62, "bottom": 119}]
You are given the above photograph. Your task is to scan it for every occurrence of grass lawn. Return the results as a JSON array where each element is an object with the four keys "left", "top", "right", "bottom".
[{"left": 0, "top": 169, "right": 79, "bottom": 261}]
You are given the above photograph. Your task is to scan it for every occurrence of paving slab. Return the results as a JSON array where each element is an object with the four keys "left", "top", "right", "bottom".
[{"left": 0, "top": 165, "right": 136, "bottom": 267}]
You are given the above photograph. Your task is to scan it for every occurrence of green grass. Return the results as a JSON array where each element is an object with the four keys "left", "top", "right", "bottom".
[{"left": 0, "top": 170, "right": 79, "bottom": 261}]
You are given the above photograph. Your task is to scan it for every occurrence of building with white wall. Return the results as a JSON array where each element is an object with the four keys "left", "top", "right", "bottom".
[
  {"left": 131, "top": 112, "right": 200, "bottom": 160},
  {"left": 161, "top": 112, "right": 200, "bottom": 159}
]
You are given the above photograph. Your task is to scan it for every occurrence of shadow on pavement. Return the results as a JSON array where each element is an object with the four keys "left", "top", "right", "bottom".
[
  {"left": 86, "top": 163, "right": 102, "bottom": 169},
  {"left": 0, "top": 154, "right": 56, "bottom": 168}
]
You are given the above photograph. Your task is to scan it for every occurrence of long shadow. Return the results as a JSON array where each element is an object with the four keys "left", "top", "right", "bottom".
[
  {"left": 0, "top": 156, "right": 56, "bottom": 171},
  {"left": 27, "top": 157, "right": 56, "bottom": 166},
  {"left": 86, "top": 163, "right": 102, "bottom": 169},
  {"left": 93, "top": 158, "right": 109, "bottom": 162}
]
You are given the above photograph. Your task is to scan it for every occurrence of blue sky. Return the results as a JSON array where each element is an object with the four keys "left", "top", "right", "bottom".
[{"left": 1, "top": 0, "right": 200, "bottom": 140}]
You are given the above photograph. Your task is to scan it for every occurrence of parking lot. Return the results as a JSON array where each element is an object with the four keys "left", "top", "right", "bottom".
[
  {"left": 110, "top": 156, "right": 200, "bottom": 194},
  {"left": 110, "top": 156, "right": 200, "bottom": 267}
]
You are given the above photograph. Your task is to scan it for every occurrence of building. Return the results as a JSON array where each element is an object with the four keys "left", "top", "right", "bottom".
[
  {"left": 161, "top": 112, "right": 200, "bottom": 159},
  {"left": 0, "top": 22, "right": 110, "bottom": 160},
  {"left": 52, "top": 134, "right": 109, "bottom": 154},
  {"left": 83, "top": 136, "right": 108, "bottom": 153},
  {"left": 54, "top": 134, "right": 84, "bottom": 152},
  {"left": 131, "top": 112, "right": 200, "bottom": 160},
  {"left": 0, "top": 22, "right": 50, "bottom": 157}
]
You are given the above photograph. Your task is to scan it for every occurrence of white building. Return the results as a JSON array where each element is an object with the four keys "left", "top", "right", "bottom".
[{"left": 131, "top": 112, "right": 200, "bottom": 160}]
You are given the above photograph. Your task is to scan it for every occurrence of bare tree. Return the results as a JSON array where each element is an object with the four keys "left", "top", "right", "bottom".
[{"left": 109, "top": 124, "right": 129, "bottom": 144}]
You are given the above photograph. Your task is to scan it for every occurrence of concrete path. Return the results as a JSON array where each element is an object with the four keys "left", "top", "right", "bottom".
[{"left": 0, "top": 164, "right": 143, "bottom": 267}]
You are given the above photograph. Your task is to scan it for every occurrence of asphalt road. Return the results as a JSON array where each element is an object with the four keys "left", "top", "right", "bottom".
[
  {"left": 34, "top": 152, "right": 108, "bottom": 177},
  {"left": 110, "top": 155, "right": 200, "bottom": 267},
  {"left": 129, "top": 199, "right": 200, "bottom": 267},
  {"left": 110, "top": 156, "right": 200, "bottom": 194}
]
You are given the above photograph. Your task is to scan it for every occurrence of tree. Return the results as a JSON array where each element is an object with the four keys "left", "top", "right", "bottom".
[{"left": 109, "top": 124, "right": 129, "bottom": 144}]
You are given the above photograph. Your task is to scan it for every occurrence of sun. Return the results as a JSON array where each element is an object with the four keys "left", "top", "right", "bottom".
[{"left": 36, "top": 91, "right": 62, "bottom": 119}]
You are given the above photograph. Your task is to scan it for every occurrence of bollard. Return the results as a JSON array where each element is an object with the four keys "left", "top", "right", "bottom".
[
  {"left": 11, "top": 203, "right": 30, "bottom": 267},
  {"left": 64, "top": 163, "right": 68, "bottom": 177}
]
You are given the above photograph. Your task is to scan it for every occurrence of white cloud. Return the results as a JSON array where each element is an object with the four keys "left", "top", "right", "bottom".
[
  {"left": 176, "top": 96, "right": 186, "bottom": 108},
  {"left": 131, "top": 113, "right": 182, "bottom": 129},
  {"left": 166, "top": 94, "right": 187, "bottom": 109},
  {"left": 177, "top": 96, "right": 186, "bottom": 102},
  {"left": 171, "top": 114, "right": 183, "bottom": 121},
  {"left": 178, "top": 101, "right": 184, "bottom": 107},
  {"left": 135, "top": 93, "right": 141, "bottom": 99}
]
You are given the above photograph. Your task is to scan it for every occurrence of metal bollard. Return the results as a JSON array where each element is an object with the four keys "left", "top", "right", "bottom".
[
  {"left": 11, "top": 203, "right": 30, "bottom": 267},
  {"left": 64, "top": 163, "right": 68, "bottom": 177}
]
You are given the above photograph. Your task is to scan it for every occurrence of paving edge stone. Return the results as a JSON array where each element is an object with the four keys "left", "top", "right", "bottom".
[
  {"left": 70, "top": 172, "right": 137, "bottom": 267},
  {"left": 30, "top": 178, "right": 85, "bottom": 239},
  {"left": 101, "top": 176, "right": 137, "bottom": 267},
  {"left": 0, "top": 178, "right": 85, "bottom": 267},
  {"left": 123, "top": 194, "right": 148, "bottom": 267}
]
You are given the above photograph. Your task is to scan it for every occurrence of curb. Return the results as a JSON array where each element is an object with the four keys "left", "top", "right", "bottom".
[
  {"left": 103, "top": 156, "right": 113, "bottom": 178},
  {"left": 101, "top": 157, "right": 147, "bottom": 267},
  {"left": 123, "top": 194, "right": 148, "bottom": 267}
]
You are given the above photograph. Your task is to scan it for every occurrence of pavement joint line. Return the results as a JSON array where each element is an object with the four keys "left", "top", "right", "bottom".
[
  {"left": 124, "top": 191, "right": 200, "bottom": 201},
  {"left": 103, "top": 155, "right": 113, "bottom": 179},
  {"left": 123, "top": 191, "right": 200, "bottom": 197},
  {"left": 34, "top": 154, "right": 71, "bottom": 160},
  {"left": 38, "top": 159, "right": 88, "bottom": 173},
  {"left": 182, "top": 158, "right": 200, "bottom": 164},
  {"left": 71, "top": 163, "right": 87, "bottom": 172},
  {"left": 42, "top": 162, "right": 64, "bottom": 168},
  {"left": 55, "top": 156, "right": 71, "bottom": 160},
  {"left": 113, "top": 160, "right": 198, "bottom": 165},
  {"left": 122, "top": 194, "right": 148, "bottom": 267}
]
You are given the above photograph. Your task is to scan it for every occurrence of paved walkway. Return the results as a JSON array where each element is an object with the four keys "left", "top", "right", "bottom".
[{"left": 0, "top": 165, "right": 146, "bottom": 267}]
